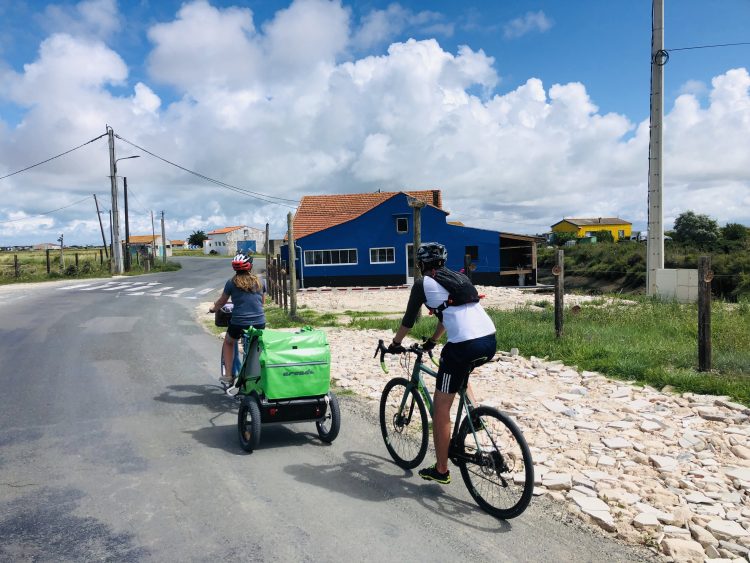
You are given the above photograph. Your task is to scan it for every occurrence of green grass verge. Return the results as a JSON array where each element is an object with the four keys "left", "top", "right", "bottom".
[{"left": 490, "top": 297, "right": 750, "bottom": 404}]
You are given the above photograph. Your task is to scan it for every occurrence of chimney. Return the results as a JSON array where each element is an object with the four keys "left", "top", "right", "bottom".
[{"left": 432, "top": 190, "right": 440, "bottom": 208}]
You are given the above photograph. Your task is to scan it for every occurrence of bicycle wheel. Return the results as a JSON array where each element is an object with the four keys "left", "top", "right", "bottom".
[
  {"left": 456, "top": 406, "right": 533, "bottom": 519},
  {"left": 238, "top": 397, "right": 262, "bottom": 453},
  {"left": 379, "top": 377, "right": 428, "bottom": 469},
  {"left": 316, "top": 392, "right": 341, "bottom": 443}
]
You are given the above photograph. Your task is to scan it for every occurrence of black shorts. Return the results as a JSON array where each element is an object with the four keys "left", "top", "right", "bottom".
[
  {"left": 436, "top": 333, "right": 497, "bottom": 394},
  {"left": 226, "top": 322, "right": 265, "bottom": 340}
]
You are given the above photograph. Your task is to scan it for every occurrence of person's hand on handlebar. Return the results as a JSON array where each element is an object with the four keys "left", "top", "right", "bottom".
[
  {"left": 422, "top": 337, "right": 437, "bottom": 352},
  {"left": 386, "top": 340, "right": 406, "bottom": 354}
]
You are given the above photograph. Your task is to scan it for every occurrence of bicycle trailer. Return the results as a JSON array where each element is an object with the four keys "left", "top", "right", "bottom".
[{"left": 235, "top": 326, "right": 340, "bottom": 451}]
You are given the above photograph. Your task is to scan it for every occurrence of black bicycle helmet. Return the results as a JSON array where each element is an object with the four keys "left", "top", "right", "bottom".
[{"left": 417, "top": 242, "right": 447, "bottom": 268}]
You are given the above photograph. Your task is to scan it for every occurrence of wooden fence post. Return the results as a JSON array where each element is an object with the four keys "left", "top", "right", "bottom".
[
  {"left": 554, "top": 249, "right": 564, "bottom": 337},
  {"left": 281, "top": 268, "right": 288, "bottom": 312},
  {"left": 46, "top": 249, "right": 51, "bottom": 274},
  {"left": 14, "top": 254, "right": 19, "bottom": 277},
  {"left": 698, "top": 256, "right": 712, "bottom": 372},
  {"left": 75, "top": 253, "right": 79, "bottom": 269},
  {"left": 99, "top": 249, "right": 103, "bottom": 265},
  {"left": 275, "top": 255, "right": 283, "bottom": 305}
]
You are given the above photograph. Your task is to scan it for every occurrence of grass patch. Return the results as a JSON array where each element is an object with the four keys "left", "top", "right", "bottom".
[
  {"left": 489, "top": 297, "right": 750, "bottom": 404},
  {"left": 233, "top": 296, "right": 750, "bottom": 405}
]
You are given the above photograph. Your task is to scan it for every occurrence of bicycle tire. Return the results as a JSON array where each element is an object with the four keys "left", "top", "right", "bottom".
[
  {"left": 379, "top": 377, "right": 429, "bottom": 469},
  {"left": 456, "top": 406, "right": 533, "bottom": 519},
  {"left": 316, "top": 392, "right": 341, "bottom": 443},
  {"left": 238, "top": 397, "right": 262, "bottom": 453}
]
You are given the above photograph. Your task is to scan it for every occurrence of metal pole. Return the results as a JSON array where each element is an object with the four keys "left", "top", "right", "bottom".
[
  {"left": 161, "top": 211, "right": 167, "bottom": 263},
  {"left": 107, "top": 126, "right": 123, "bottom": 274},
  {"left": 287, "top": 213, "right": 297, "bottom": 317},
  {"left": 109, "top": 210, "right": 113, "bottom": 261},
  {"left": 93, "top": 194, "right": 109, "bottom": 258},
  {"left": 646, "top": 0, "right": 665, "bottom": 295},
  {"left": 698, "top": 256, "right": 712, "bottom": 371},
  {"left": 124, "top": 177, "right": 131, "bottom": 271}
]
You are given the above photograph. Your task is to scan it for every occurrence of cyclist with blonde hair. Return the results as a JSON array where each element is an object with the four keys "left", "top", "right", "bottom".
[{"left": 209, "top": 253, "right": 266, "bottom": 386}]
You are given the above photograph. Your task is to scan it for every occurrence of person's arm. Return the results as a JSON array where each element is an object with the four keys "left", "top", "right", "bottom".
[
  {"left": 209, "top": 292, "right": 230, "bottom": 313},
  {"left": 429, "top": 322, "right": 446, "bottom": 344},
  {"left": 391, "top": 280, "right": 427, "bottom": 347}
]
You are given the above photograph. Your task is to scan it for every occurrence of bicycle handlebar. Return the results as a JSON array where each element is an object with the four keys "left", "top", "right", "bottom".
[{"left": 374, "top": 339, "right": 438, "bottom": 373}]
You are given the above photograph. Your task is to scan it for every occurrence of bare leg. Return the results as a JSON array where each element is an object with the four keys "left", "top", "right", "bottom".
[
  {"left": 222, "top": 335, "right": 236, "bottom": 379},
  {"left": 433, "top": 390, "right": 456, "bottom": 474}
]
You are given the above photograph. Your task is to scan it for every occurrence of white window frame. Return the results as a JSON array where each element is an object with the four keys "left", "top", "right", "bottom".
[
  {"left": 369, "top": 247, "right": 395, "bottom": 264},
  {"left": 304, "top": 248, "right": 358, "bottom": 267}
]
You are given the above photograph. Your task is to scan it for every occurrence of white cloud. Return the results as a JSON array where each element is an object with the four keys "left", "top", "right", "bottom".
[
  {"left": 0, "top": 0, "right": 749, "bottom": 246},
  {"left": 352, "top": 3, "right": 452, "bottom": 51},
  {"left": 38, "top": 0, "right": 120, "bottom": 39},
  {"left": 503, "top": 10, "right": 553, "bottom": 40}
]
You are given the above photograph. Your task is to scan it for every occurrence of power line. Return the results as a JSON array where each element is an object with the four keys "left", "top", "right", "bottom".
[
  {"left": 114, "top": 134, "right": 300, "bottom": 208},
  {"left": 0, "top": 133, "right": 107, "bottom": 181},
  {"left": 667, "top": 41, "right": 750, "bottom": 52},
  {"left": 0, "top": 195, "right": 93, "bottom": 224}
]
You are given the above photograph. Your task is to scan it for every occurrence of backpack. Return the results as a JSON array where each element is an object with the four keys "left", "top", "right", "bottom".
[{"left": 428, "top": 268, "right": 480, "bottom": 315}]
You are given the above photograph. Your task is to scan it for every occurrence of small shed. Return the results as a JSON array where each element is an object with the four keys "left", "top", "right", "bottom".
[{"left": 498, "top": 232, "right": 544, "bottom": 287}]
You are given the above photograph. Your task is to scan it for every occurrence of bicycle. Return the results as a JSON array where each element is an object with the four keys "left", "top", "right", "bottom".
[{"left": 374, "top": 339, "right": 534, "bottom": 519}]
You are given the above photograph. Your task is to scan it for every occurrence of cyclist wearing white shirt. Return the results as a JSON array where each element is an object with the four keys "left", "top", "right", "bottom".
[{"left": 388, "top": 242, "right": 496, "bottom": 485}]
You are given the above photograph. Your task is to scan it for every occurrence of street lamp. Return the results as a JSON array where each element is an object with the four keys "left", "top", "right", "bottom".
[{"left": 111, "top": 155, "right": 139, "bottom": 274}]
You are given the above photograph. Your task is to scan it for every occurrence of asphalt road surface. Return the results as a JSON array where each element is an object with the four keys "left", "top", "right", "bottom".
[{"left": 0, "top": 257, "right": 654, "bottom": 562}]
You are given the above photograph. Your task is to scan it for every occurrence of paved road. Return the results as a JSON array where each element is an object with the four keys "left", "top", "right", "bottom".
[{"left": 0, "top": 257, "right": 653, "bottom": 562}]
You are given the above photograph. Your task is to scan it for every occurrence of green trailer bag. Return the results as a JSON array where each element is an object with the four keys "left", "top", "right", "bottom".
[{"left": 240, "top": 326, "right": 331, "bottom": 400}]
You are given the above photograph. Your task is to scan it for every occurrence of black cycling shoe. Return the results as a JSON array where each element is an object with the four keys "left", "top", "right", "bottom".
[{"left": 418, "top": 463, "right": 451, "bottom": 484}]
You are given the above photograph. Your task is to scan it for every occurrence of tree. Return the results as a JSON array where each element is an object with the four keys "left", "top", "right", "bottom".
[
  {"left": 672, "top": 211, "right": 719, "bottom": 246},
  {"left": 721, "top": 222, "right": 748, "bottom": 242},
  {"left": 188, "top": 230, "right": 208, "bottom": 247}
]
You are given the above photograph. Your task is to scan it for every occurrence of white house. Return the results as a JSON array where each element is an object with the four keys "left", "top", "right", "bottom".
[{"left": 204, "top": 225, "right": 266, "bottom": 256}]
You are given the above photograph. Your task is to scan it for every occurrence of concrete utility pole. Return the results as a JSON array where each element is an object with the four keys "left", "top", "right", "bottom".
[
  {"left": 647, "top": 0, "right": 665, "bottom": 295},
  {"left": 58, "top": 234, "right": 64, "bottom": 270},
  {"left": 107, "top": 125, "right": 123, "bottom": 274},
  {"left": 160, "top": 211, "right": 167, "bottom": 263},
  {"left": 408, "top": 197, "right": 426, "bottom": 284}
]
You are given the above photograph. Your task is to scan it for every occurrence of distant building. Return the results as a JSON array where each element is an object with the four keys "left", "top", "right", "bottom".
[
  {"left": 129, "top": 234, "right": 172, "bottom": 257},
  {"left": 33, "top": 242, "right": 62, "bottom": 251},
  {"left": 171, "top": 239, "right": 186, "bottom": 249},
  {"left": 551, "top": 217, "right": 632, "bottom": 241},
  {"left": 204, "top": 226, "right": 266, "bottom": 256}
]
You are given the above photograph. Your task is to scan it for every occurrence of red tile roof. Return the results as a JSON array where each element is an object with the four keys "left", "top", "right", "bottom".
[
  {"left": 294, "top": 190, "right": 442, "bottom": 239},
  {"left": 208, "top": 225, "right": 246, "bottom": 235}
]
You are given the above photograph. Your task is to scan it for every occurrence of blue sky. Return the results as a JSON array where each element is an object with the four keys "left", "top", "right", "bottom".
[{"left": 0, "top": 0, "right": 749, "bottom": 244}]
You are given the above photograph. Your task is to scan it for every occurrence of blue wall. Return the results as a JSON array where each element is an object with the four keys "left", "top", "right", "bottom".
[{"left": 283, "top": 193, "right": 501, "bottom": 286}]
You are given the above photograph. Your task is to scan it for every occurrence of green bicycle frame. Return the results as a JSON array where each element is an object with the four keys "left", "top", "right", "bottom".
[{"left": 397, "top": 353, "right": 484, "bottom": 452}]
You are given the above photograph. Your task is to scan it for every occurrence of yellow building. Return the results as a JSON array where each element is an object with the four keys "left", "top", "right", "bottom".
[{"left": 551, "top": 217, "right": 632, "bottom": 241}]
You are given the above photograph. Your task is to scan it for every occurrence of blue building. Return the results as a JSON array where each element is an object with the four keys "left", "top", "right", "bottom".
[{"left": 281, "top": 190, "right": 539, "bottom": 288}]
